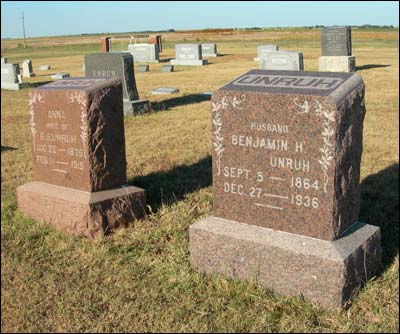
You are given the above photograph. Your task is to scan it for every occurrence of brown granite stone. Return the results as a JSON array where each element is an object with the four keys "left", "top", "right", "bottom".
[
  {"left": 211, "top": 69, "right": 366, "bottom": 241},
  {"left": 29, "top": 77, "right": 126, "bottom": 192},
  {"left": 189, "top": 216, "right": 381, "bottom": 308},
  {"left": 101, "top": 37, "right": 111, "bottom": 52},
  {"left": 19, "top": 77, "right": 146, "bottom": 237},
  {"left": 17, "top": 182, "right": 146, "bottom": 237}
]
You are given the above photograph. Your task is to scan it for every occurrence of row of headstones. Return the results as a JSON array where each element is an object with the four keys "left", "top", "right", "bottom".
[
  {"left": 16, "top": 66, "right": 381, "bottom": 308},
  {"left": 126, "top": 43, "right": 218, "bottom": 65},
  {"left": 1, "top": 58, "right": 71, "bottom": 90},
  {"left": 255, "top": 26, "right": 355, "bottom": 72}
]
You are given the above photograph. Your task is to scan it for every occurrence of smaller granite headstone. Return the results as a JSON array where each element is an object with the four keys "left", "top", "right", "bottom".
[
  {"left": 138, "top": 64, "right": 150, "bottom": 72},
  {"left": 201, "top": 44, "right": 218, "bottom": 57},
  {"left": 254, "top": 45, "right": 279, "bottom": 61},
  {"left": 51, "top": 72, "right": 70, "bottom": 80},
  {"left": 260, "top": 51, "right": 303, "bottom": 71},
  {"left": 22, "top": 59, "right": 36, "bottom": 78},
  {"left": 17, "top": 77, "right": 146, "bottom": 237},
  {"left": 1, "top": 57, "right": 7, "bottom": 64},
  {"left": 151, "top": 87, "right": 180, "bottom": 94},
  {"left": 161, "top": 65, "right": 174, "bottom": 72},
  {"left": 128, "top": 44, "right": 160, "bottom": 63},
  {"left": 1, "top": 63, "right": 21, "bottom": 90},
  {"left": 171, "top": 44, "right": 207, "bottom": 66}
]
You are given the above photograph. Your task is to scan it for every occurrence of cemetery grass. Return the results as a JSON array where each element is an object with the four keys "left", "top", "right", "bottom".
[{"left": 1, "top": 29, "right": 399, "bottom": 332}]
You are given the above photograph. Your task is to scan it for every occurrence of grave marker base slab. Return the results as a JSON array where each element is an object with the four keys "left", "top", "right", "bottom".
[
  {"left": 319, "top": 56, "right": 356, "bottom": 72},
  {"left": 189, "top": 216, "right": 381, "bottom": 308},
  {"left": 17, "top": 181, "right": 146, "bottom": 238},
  {"left": 123, "top": 99, "right": 151, "bottom": 116},
  {"left": 170, "top": 59, "right": 208, "bottom": 66}
]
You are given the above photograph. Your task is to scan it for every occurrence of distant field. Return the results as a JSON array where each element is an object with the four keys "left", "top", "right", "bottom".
[{"left": 1, "top": 29, "right": 399, "bottom": 333}]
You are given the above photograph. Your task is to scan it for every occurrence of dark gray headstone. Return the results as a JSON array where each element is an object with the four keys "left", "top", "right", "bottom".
[
  {"left": 85, "top": 52, "right": 139, "bottom": 101},
  {"left": 321, "top": 26, "right": 352, "bottom": 56},
  {"left": 138, "top": 64, "right": 150, "bottom": 72},
  {"left": 161, "top": 65, "right": 174, "bottom": 72}
]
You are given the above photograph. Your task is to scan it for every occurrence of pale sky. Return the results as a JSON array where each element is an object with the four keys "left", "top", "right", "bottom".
[{"left": 1, "top": 1, "right": 399, "bottom": 38}]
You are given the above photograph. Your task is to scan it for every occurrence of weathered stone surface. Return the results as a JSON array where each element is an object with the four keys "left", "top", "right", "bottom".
[
  {"left": 85, "top": 52, "right": 139, "bottom": 101},
  {"left": 260, "top": 51, "right": 303, "bottom": 71},
  {"left": 321, "top": 26, "right": 352, "bottom": 56},
  {"left": 189, "top": 216, "right": 381, "bottom": 308},
  {"left": 138, "top": 64, "right": 150, "bottom": 72},
  {"left": 161, "top": 65, "right": 174, "bottom": 72},
  {"left": 128, "top": 43, "right": 160, "bottom": 63},
  {"left": 17, "top": 181, "right": 146, "bottom": 237},
  {"left": 1, "top": 63, "right": 21, "bottom": 90},
  {"left": 171, "top": 44, "right": 208, "bottom": 66},
  {"left": 201, "top": 43, "right": 218, "bottom": 57},
  {"left": 254, "top": 45, "right": 279, "bottom": 61},
  {"left": 30, "top": 77, "right": 126, "bottom": 192},
  {"left": 319, "top": 56, "right": 356, "bottom": 73},
  {"left": 22, "top": 59, "right": 35, "bottom": 78},
  {"left": 50, "top": 72, "right": 70, "bottom": 80},
  {"left": 101, "top": 37, "right": 111, "bottom": 52},
  {"left": 211, "top": 69, "right": 366, "bottom": 241},
  {"left": 151, "top": 87, "right": 179, "bottom": 94}
]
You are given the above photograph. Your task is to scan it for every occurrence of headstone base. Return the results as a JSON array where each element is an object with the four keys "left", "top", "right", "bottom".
[
  {"left": 203, "top": 53, "right": 218, "bottom": 57},
  {"left": 123, "top": 99, "right": 151, "bottom": 116},
  {"left": 17, "top": 181, "right": 146, "bottom": 238},
  {"left": 1, "top": 82, "right": 21, "bottom": 91},
  {"left": 51, "top": 72, "right": 70, "bottom": 80},
  {"left": 189, "top": 216, "right": 381, "bottom": 308},
  {"left": 319, "top": 56, "right": 356, "bottom": 72},
  {"left": 151, "top": 87, "right": 180, "bottom": 94},
  {"left": 170, "top": 59, "right": 208, "bottom": 66}
]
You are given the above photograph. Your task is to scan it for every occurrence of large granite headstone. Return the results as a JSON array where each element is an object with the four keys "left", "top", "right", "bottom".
[
  {"left": 22, "top": 59, "right": 35, "bottom": 78},
  {"left": 17, "top": 77, "right": 146, "bottom": 237},
  {"left": 170, "top": 44, "right": 208, "bottom": 66},
  {"left": 128, "top": 44, "right": 160, "bottom": 63},
  {"left": 254, "top": 45, "right": 279, "bottom": 61},
  {"left": 260, "top": 51, "right": 303, "bottom": 71},
  {"left": 319, "top": 26, "right": 355, "bottom": 72},
  {"left": 201, "top": 44, "right": 218, "bottom": 57},
  {"left": 189, "top": 69, "right": 381, "bottom": 308},
  {"left": 1, "top": 63, "right": 21, "bottom": 90},
  {"left": 85, "top": 52, "right": 150, "bottom": 115}
]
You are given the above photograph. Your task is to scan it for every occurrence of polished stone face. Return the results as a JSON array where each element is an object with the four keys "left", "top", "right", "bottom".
[
  {"left": 175, "top": 44, "right": 202, "bottom": 60},
  {"left": 321, "top": 26, "right": 352, "bottom": 56},
  {"left": 30, "top": 77, "right": 126, "bottom": 192},
  {"left": 212, "top": 69, "right": 366, "bottom": 240}
]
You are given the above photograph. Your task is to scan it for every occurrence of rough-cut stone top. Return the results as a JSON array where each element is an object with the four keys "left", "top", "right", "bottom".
[
  {"left": 37, "top": 77, "right": 115, "bottom": 91},
  {"left": 220, "top": 69, "right": 359, "bottom": 99}
]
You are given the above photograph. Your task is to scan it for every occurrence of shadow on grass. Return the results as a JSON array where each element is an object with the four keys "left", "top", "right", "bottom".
[
  {"left": 359, "top": 163, "right": 399, "bottom": 269},
  {"left": 356, "top": 64, "right": 391, "bottom": 71},
  {"left": 128, "top": 155, "right": 212, "bottom": 212},
  {"left": 151, "top": 93, "right": 211, "bottom": 113},
  {"left": 28, "top": 80, "right": 53, "bottom": 88},
  {"left": 1, "top": 145, "right": 17, "bottom": 152}
]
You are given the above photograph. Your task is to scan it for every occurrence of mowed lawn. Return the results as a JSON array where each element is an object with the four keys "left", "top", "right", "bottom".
[{"left": 1, "top": 29, "right": 399, "bottom": 333}]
